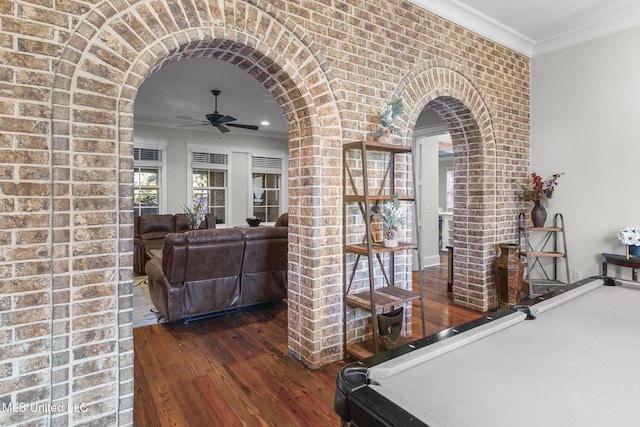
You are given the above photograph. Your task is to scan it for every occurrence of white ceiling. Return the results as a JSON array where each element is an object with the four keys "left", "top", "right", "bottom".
[
  {"left": 134, "top": 58, "right": 288, "bottom": 139},
  {"left": 134, "top": 2, "right": 640, "bottom": 138},
  {"left": 410, "top": 0, "right": 640, "bottom": 56}
]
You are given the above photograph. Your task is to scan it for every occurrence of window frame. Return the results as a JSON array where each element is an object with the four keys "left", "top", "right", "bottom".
[
  {"left": 249, "top": 151, "right": 288, "bottom": 224},
  {"left": 445, "top": 166, "right": 454, "bottom": 211},
  {"left": 133, "top": 141, "right": 167, "bottom": 216},
  {"left": 188, "top": 146, "right": 231, "bottom": 227}
]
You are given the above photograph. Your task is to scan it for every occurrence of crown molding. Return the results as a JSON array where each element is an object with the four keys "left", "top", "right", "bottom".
[
  {"left": 408, "top": 0, "right": 535, "bottom": 56},
  {"left": 532, "top": 8, "right": 640, "bottom": 56},
  {"left": 409, "top": 0, "right": 640, "bottom": 58}
]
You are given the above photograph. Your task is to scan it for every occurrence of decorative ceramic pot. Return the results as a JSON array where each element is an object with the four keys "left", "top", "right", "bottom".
[
  {"left": 531, "top": 200, "right": 547, "bottom": 228},
  {"left": 376, "top": 127, "right": 395, "bottom": 145},
  {"left": 383, "top": 237, "right": 398, "bottom": 248},
  {"left": 376, "top": 135, "right": 393, "bottom": 145},
  {"left": 629, "top": 245, "right": 640, "bottom": 257},
  {"left": 378, "top": 307, "right": 403, "bottom": 349},
  {"left": 493, "top": 243, "right": 524, "bottom": 309}
]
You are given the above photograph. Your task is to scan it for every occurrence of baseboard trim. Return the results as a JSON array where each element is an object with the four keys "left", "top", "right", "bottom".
[{"left": 422, "top": 255, "right": 441, "bottom": 268}]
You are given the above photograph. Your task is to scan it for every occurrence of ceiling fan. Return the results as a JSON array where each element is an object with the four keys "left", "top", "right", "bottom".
[{"left": 179, "top": 89, "right": 259, "bottom": 133}]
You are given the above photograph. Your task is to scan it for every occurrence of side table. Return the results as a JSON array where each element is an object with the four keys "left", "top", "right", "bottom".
[{"left": 602, "top": 253, "right": 639, "bottom": 282}]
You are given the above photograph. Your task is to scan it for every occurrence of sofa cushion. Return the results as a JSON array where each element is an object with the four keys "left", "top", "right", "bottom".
[
  {"left": 137, "top": 214, "right": 175, "bottom": 236},
  {"left": 183, "top": 229, "right": 245, "bottom": 282},
  {"left": 160, "top": 229, "right": 245, "bottom": 281},
  {"left": 174, "top": 213, "right": 192, "bottom": 232},
  {"left": 242, "top": 227, "right": 288, "bottom": 272}
]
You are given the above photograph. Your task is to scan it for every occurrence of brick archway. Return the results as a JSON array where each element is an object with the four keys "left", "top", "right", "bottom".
[
  {"left": 50, "top": 1, "right": 344, "bottom": 420},
  {"left": 400, "top": 63, "right": 501, "bottom": 312}
]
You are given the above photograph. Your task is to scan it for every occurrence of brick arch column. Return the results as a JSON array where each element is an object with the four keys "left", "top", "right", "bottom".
[
  {"left": 49, "top": 1, "right": 344, "bottom": 419},
  {"left": 398, "top": 64, "right": 500, "bottom": 312}
]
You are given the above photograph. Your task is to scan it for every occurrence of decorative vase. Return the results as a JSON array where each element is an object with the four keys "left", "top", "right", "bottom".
[
  {"left": 383, "top": 237, "right": 398, "bottom": 248},
  {"left": 376, "top": 135, "right": 392, "bottom": 145},
  {"left": 378, "top": 307, "right": 403, "bottom": 350},
  {"left": 493, "top": 243, "right": 524, "bottom": 309},
  {"left": 376, "top": 127, "right": 395, "bottom": 145},
  {"left": 629, "top": 245, "right": 640, "bottom": 258},
  {"left": 531, "top": 200, "right": 547, "bottom": 228}
]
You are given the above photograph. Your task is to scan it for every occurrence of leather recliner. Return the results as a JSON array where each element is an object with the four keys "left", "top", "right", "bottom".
[
  {"left": 240, "top": 226, "right": 288, "bottom": 306},
  {"left": 145, "top": 225, "right": 288, "bottom": 322},
  {"left": 146, "top": 228, "right": 245, "bottom": 321}
]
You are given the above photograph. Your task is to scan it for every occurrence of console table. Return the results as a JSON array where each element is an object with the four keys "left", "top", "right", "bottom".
[{"left": 602, "top": 253, "right": 640, "bottom": 281}]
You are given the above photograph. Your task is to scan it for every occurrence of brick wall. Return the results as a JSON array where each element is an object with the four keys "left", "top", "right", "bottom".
[{"left": 0, "top": 0, "right": 529, "bottom": 425}]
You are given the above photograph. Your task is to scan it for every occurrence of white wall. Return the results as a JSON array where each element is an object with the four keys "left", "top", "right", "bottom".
[
  {"left": 531, "top": 26, "right": 640, "bottom": 280},
  {"left": 416, "top": 134, "right": 444, "bottom": 267},
  {"left": 135, "top": 124, "right": 288, "bottom": 226}
]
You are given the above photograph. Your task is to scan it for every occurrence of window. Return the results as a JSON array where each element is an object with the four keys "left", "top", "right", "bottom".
[
  {"left": 133, "top": 147, "right": 162, "bottom": 216},
  {"left": 192, "top": 151, "right": 228, "bottom": 224},
  {"left": 252, "top": 156, "right": 283, "bottom": 222},
  {"left": 446, "top": 167, "right": 454, "bottom": 211}
]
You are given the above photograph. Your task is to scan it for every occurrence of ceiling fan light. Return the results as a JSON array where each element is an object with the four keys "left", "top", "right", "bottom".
[{"left": 261, "top": 120, "right": 270, "bottom": 126}]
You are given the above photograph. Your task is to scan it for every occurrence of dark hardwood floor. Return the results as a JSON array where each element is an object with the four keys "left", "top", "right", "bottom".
[{"left": 133, "top": 256, "right": 484, "bottom": 426}]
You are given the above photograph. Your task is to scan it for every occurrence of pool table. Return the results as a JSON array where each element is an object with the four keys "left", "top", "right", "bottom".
[{"left": 334, "top": 277, "right": 640, "bottom": 426}]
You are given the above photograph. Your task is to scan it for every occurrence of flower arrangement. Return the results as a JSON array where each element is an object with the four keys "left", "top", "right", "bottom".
[
  {"left": 183, "top": 199, "right": 205, "bottom": 230},
  {"left": 367, "top": 98, "right": 403, "bottom": 138},
  {"left": 514, "top": 172, "right": 563, "bottom": 204},
  {"left": 618, "top": 226, "right": 640, "bottom": 246},
  {"left": 618, "top": 226, "right": 640, "bottom": 259},
  {"left": 371, "top": 193, "right": 407, "bottom": 239}
]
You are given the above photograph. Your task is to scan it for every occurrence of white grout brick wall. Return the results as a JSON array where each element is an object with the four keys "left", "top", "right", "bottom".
[{"left": 0, "top": 0, "right": 529, "bottom": 425}]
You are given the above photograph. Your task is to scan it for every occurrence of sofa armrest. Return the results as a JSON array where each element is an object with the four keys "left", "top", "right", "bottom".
[
  {"left": 133, "top": 237, "right": 146, "bottom": 275},
  {"left": 146, "top": 257, "right": 184, "bottom": 321}
]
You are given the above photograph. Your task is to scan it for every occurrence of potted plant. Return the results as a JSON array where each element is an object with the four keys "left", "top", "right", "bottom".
[
  {"left": 183, "top": 199, "right": 205, "bottom": 230},
  {"left": 367, "top": 98, "right": 403, "bottom": 141},
  {"left": 618, "top": 226, "right": 640, "bottom": 259},
  {"left": 513, "top": 172, "right": 563, "bottom": 227},
  {"left": 372, "top": 193, "right": 407, "bottom": 247}
]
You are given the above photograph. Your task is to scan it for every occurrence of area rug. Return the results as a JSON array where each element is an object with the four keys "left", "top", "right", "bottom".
[{"left": 133, "top": 276, "right": 167, "bottom": 328}]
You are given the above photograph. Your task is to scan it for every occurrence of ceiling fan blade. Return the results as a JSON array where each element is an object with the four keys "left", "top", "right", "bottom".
[
  {"left": 205, "top": 113, "right": 236, "bottom": 125},
  {"left": 182, "top": 91, "right": 258, "bottom": 133},
  {"left": 178, "top": 115, "right": 205, "bottom": 122},
  {"left": 178, "top": 123, "right": 210, "bottom": 127},
  {"left": 226, "top": 123, "right": 259, "bottom": 131},
  {"left": 178, "top": 116, "right": 210, "bottom": 127},
  {"left": 217, "top": 115, "right": 236, "bottom": 125}
]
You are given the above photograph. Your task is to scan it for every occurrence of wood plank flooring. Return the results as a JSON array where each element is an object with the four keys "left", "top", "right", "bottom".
[{"left": 133, "top": 257, "right": 484, "bottom": 426}]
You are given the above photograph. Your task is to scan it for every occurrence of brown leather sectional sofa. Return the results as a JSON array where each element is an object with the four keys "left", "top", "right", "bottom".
[
  {"left": 133, "top": 213, "right": 217, "bottom": 274},
  {"left": 145, "top": 225, "right": 288, "bottom": 322}
]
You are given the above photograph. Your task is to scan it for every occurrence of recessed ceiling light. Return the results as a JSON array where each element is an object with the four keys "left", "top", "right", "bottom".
[{"left": 260, "top": 120, "right": 270, "bottom": 126}]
